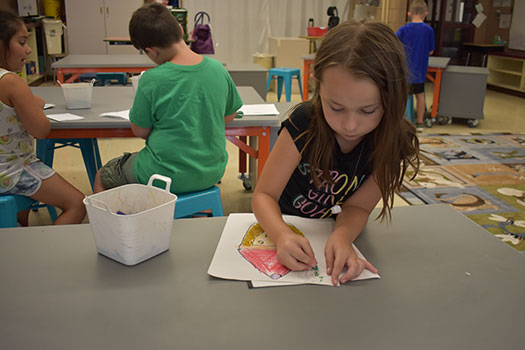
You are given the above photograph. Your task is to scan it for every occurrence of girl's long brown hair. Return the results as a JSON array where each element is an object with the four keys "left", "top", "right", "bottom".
[{"left": 302, "top": 20, "right": 420, "bottom": 221}]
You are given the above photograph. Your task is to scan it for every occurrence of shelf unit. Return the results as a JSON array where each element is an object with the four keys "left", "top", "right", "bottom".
[
  {"left": 487, "top": 54, "right": 525, "bottom": 93},
  {"left": 25, "top": 26, "right": 42, "bottom": 85}
]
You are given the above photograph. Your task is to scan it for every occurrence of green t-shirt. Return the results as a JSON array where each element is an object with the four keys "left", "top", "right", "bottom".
[{"left": 130, "top": 56, "right": 242, "bottom": 193}]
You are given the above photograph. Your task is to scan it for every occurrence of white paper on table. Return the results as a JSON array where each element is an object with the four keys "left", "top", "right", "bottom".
[
  {"left": 46, "top": 113, "right": 84, "bottom": 121},
  {"left": 239, "top": 104, "right": 279, "bottom": 116},
  {"left": 472, "top": 13, "right": 487, "bottom": 28},
  {"left": 99, "top": 109, "right": 130, "bottom": 120},
  {"left": 207, "top": 213, "right": 380, "bottom": 287}
]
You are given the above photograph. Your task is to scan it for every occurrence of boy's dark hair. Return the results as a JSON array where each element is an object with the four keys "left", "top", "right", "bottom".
[
  {"left": 129, "top": 3, "right": 182, "bottom": 50},
  {"left": 409, "top": 0, "right": 428, "bottom": 15},
  {"left": 0, "top": 10, "right": 24, "bottom": 63}
]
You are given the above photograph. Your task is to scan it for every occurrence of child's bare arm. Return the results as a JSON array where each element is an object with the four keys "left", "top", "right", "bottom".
[
  {"left": 252, "top": 129, "right": 317, "bottom": 271},
  {"left": 224, "top": 112, "right": 236, "bottom": 124},
  {"left": 325, "top": 174, "right": 381, "bottom": 285},
  {"left": 7, "top": 74, "right": 50, "bottom": 139},
  {"left": 130, "top": 122, "right": 152, "bottom": 139}
]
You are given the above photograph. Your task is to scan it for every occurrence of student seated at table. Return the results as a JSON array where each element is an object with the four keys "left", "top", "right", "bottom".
[
  {"left": 0, "top": 10, "right": 86, "bottom": 225},
  {"left": 94, "top": 3, "right": 242, "bottom": 194}
]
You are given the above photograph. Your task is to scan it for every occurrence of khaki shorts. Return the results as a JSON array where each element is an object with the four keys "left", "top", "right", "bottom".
[{"left": 99, "top": 152, "right": 138, "bottom": 190}]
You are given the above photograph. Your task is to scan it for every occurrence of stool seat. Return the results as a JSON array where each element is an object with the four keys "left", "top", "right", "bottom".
[
  {"left": 0, "top": 195, "right": 57, "bottom": 228},
  {"left": 174, "top": 186, "right": 224, "bottom": 218},
  {"left": 266, "top": 67, "right": 302, "bottom": 102}
]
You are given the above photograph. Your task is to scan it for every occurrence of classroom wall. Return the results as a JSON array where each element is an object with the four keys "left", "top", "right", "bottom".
[
  {"left": 0, "top": 0, "right": 17, "bottom": 12},
  {"left": 473, "top": 0, "right": 513, "bottom": 46}
]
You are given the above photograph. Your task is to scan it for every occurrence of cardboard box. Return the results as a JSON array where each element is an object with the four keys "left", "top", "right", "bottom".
[{"left": 268, "top": 37, "right": 309, "bottom": 94}]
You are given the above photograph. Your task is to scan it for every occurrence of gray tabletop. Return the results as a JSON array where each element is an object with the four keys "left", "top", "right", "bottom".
[
  {"left": 52, "top": 54, "right": 227, "bottom": 69},
  {"left": 429, "top": 56, "right": 451, "bottom": 68},
  {"left": 51, "top": 54, "right": 154, "bottom": 68},
  {"left": 301, "top": 54, "right": 450, "bottom": 69},
  {"left": 33, "top": 86, "right": 281, "bottom": 129},
  {"left": 1, "top": 204, "right": 523, "bottom": 349}
]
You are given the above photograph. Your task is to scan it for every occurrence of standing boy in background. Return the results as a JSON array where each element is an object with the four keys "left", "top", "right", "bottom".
[
  {"left": 396, "top": 0, "right": 434, "bottom": 133},
  {"left": 94, "top": 3, "right": 242, "bottom": 194}
]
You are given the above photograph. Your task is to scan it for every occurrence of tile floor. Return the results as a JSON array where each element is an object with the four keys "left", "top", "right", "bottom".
[{"left": 27, "top": 83, "right": 524, "bottom": 225}]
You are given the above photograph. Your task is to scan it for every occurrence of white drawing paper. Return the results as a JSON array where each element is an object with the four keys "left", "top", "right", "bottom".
[
  {"left": 207, "top": 213, "right": 380, "bottom": 287},
  {"left": 239, "top": 104, "right": 279, "bottom": 116},
  {"left": 46, "top": 113, "right": 84, "bottom": 121},
  {"left": 100, "top": 109, "right": 130, "bottom": 120}
]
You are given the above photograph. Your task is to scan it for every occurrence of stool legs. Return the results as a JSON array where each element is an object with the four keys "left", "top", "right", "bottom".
[{"left": 276, "top": 76, "right": 284, "bottom": 102}]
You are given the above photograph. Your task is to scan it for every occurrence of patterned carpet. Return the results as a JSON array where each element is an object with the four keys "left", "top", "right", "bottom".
[{"left": 399, "top": 133, "right": 525, "bottom": 252}]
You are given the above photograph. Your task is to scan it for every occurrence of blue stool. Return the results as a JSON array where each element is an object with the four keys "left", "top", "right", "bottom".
[
  {"left": 405, "top": 94, "right": 415, "bottom": 123},
  {"left": 0, "top": 195, "right": 57, "bottom": 228},
  {"left": 95, "top": 72, "right": 128, "bottom": 86},
  {"left": 174, "top": 186, "right": 224, "bottom": 218},
  {"left": 266, "top": 68, "right": 302, "bottom": 102},
  {"left": 36, "top": 138, "right": 102, "bottom": 190}
]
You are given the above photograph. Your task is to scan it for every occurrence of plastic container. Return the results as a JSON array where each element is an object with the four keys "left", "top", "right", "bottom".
[
  {"left": 61, "top": 81, "right": 93, "bottom": 109},
  {"left": 42, "top": 18, "right": 63, "bottom": 54},
  {"left": 307, "top": 26, "right": 328, "bottom": 36},
  {"left": 131, "top": 71, "right": 145, "bottom": 95},
  {"left": 43, "top": 0, "right": 61, "bottom": 19},
  {"left": 83, "top": 175, "right": 178, "bottom": 266}
]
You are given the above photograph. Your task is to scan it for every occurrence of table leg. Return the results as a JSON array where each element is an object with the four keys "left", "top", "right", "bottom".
[
  {"left": 56, "top": 69, "right": 64, "bottom": 84},
  {"left": 303, "top": 60, "right": 311, "bottom": 101},
  {"left": 431, "top": 69, "right": 443, "bottom": 119}
]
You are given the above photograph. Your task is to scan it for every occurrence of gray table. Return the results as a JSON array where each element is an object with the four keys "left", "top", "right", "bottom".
[
  {"left": 1, "top": 204, "right": 524, "bottom": 349},
  {"left": 33, "top": 86, "right": 284, "bottom": 188},
  {"left": 52, "top": 55, "right": 266, "bottom": 98},
  {"left": 225, "top": 63, "right": 268, "bottom": 98}
]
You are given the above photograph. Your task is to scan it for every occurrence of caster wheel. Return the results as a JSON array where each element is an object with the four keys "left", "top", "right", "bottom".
[
  {"left": 424, "top": 118, "right": 433, "bottom": 128},
  {"left": 239, "top": 174, "right": 252, "bottom": 190},
  {"left": 445, "top": 116, "right": 453, "bottom": 125},
  {"left": 436, "top": 115, "right": 447, "bottom": 125},
  {"left": 467, "top": 119, "right": 479, "bottom": 128}
]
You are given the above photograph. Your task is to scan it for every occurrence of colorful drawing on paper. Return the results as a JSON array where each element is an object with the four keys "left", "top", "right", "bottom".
[{"left": 238, "top": 223, "right": 323, "bottom": 282}]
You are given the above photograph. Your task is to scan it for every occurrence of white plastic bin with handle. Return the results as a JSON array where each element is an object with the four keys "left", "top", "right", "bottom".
[{"left": 83, "top": 174, "right": 178, "bottom": 266}]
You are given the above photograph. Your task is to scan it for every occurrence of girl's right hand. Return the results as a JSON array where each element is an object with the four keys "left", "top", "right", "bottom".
[{"left": 275, "top": 232, "right": 317, "bottom": 271}]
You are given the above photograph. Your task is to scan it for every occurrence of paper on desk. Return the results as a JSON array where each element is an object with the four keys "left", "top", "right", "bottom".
[
  {"left": 46, "top": 113, "right": 84, "bottom": 121},
  {"left": 250, "top": 247, "right": 379, "bottom": 288},
  {"left": 100, "top": 109, "right": 130, "bottom": 120},
  {"left": 239, "top": 104, "right": 279, "bottom": 116},
  {"left": 207, "top": 213, "right": 380, "bottom": 287}
]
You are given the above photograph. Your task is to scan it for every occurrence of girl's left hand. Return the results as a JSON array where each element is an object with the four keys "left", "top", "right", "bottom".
[{"left": 324, "top": 234, "right": 378, "bottom": 286}]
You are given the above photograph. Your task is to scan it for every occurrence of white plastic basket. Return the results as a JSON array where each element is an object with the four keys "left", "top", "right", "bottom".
[
  {"left": 83, "top": 175, "right": 177, "bottom": 266},
  {"left": 61, "top": 81, "right": 93, "bottom": 109}
]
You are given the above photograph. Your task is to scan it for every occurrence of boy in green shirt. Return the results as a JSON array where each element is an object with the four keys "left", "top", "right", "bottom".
[{"left": 94, "top": 3, "right": 242, "bottom": 194}]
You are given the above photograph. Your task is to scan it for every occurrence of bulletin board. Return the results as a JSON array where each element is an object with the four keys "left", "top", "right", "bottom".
[{"left": 509, "top": 0, "right": 525, "bottom": 50}]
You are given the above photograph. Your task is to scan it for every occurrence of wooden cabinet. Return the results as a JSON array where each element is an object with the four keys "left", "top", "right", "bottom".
[
  {"left": 64, "top": 0, "right": 143, "bottom": 55},
  {"left": 487, "top": 54, "right": 525, "bottom": 93}
]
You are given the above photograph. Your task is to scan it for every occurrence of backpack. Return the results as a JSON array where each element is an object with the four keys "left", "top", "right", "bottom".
[
  {"left": 327, "top": 6, "right": 340, "bottom": 29},
  {"left": 190, "top": 11, "right": 215, "bottom": 54}
]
